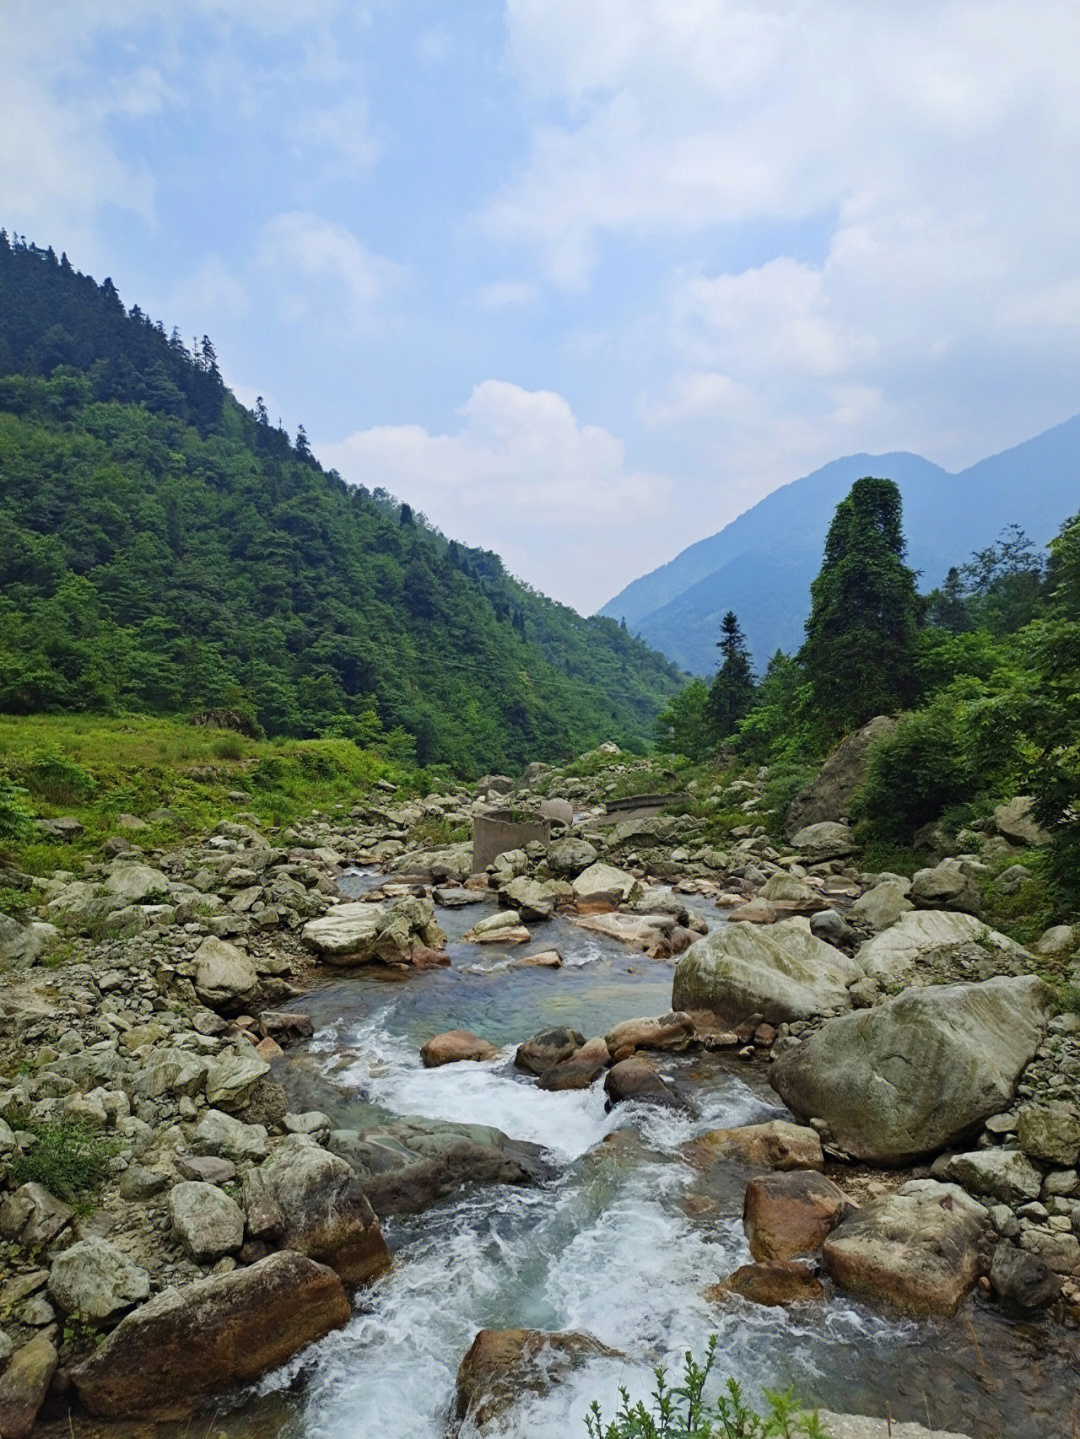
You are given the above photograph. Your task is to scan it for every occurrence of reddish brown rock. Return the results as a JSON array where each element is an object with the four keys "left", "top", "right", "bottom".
[
  {"left": 453, "top": 1328, "right": 619, "bottom": 1432},
  {"left": 604, "top": 1012, "right": 693, "bottom": 1062},
  {"left": 682, "top": 1119, "right": 823, "bottom": 1173},
  {"left": 421, "top": 1030, "right": 497, "bottom": 1067},
  {"left": 744, "top": 1170, "right": 854, "bottom": 1261},
  {"left": 70, "top": 1253, "right": 349, "bottom": 1419},
  {"left": 706, "top": 1260, "right": 825, "bottom": 1307}
]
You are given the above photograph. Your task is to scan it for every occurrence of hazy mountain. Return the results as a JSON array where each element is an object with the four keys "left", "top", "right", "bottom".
[{"left": 599, "top": 420, "right": 1080, "bottom": 672}]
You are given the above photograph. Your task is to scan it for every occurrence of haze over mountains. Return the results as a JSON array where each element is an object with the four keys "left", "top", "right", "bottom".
[{"left": 599, "top": 418, "right": 1080, "bottom": 674}]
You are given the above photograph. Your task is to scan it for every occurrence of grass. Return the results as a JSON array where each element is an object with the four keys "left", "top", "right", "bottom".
[
  {"left": 0, "top": 712, "right": 435, "bottom": 877},
  {"left": 7, "top": 1117, "right": 120, "bottom": 1205}
]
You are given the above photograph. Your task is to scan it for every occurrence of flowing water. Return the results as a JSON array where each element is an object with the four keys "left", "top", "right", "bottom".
[{"left": 232, "top": 878, "right": 1079, "bottom": 1439}]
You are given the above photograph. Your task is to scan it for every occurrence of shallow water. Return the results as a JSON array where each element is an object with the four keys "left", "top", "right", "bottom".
[{"left": 245, "top": 886, "right": 1079, "bottom": 1439}]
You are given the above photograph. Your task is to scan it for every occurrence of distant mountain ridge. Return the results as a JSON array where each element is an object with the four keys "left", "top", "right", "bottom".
[{"left": 599, "top": 418, "right": 1080, "bottom": 672}]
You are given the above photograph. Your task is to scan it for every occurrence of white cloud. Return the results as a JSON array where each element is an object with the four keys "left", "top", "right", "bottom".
[
  {"left": 476, "top": 279, "right": 538, "bottom": 308},
  {"left": 321, "top": 381, "right": 672, "bottom": 610},
  {"left": 169, "top": 254, "right": 249, "bottom": 321},
  {"left": 256, "top": 212, "right": 403, "bottom": 324},
  {"left": 292, "top": 97, "right": 381, "bottom": 175}
]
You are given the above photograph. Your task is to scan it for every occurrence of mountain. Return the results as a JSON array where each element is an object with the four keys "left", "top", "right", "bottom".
[
  {"left": 599, "top": 422, "right": 1080, "bottom": 673},
  {"left": 0, "top": 234, "right": 685, "bottom": 772}
]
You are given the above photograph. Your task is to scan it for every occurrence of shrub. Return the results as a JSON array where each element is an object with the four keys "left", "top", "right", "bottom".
[
  {"left": 212, "top": 733, "right": 244, "bottom": 761},
  {"left": 9, "top": 1119, "right": 118, "bottom": 1201},
  {"left": 0, "top": 777, "right": 35, "bottom": 840},
  {"left": 585, "top": 1337, "right": 832, "bottom": 1439},
  {"left": 21, "top": 750, "right": 96, "bottom": 805}
]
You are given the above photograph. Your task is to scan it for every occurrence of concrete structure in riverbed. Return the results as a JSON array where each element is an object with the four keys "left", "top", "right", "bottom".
[{"left": 472, "top": 810, "right": 552, "bottom": 873}]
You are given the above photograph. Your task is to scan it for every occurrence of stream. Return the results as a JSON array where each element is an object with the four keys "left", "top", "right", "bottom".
[{"left": 231, "top": 876, "right": 1079, "bottom": 1439}]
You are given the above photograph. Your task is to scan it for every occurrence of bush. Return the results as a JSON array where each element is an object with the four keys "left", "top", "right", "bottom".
[
  {"left": 211, "top": 733, "right": 244, "bottom": 761},
  {"left": 0, "top": 777, "right": 34, "bottom": 840},
  {"left": 8, "top": 1119, "right": 118, "bottom": 1201},
  {"left": 585, "top": 1337, "right": 832, "bottom": 1439},
  {"left": 20, "top": 750, "right": 96, "bottom": 805}
]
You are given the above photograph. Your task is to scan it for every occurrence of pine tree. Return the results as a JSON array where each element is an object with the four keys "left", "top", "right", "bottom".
[
  {"left": 709, "top": 610, "right": 756, "bottom": 737},
  {"left": 800, "top": 476, "right": 921, "bottom": 737}
]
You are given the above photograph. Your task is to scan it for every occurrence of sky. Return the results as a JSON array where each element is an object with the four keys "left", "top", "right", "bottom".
[{"left": 2, "top": 1, "right": 1078, "bottom": 613}]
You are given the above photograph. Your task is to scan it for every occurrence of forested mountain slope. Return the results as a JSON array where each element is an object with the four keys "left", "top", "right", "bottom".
[
  {"left": 601, "top": 422, "right": 1080, "bottom": 672},
  {"left": 0, "top": 235, "right": 684, "bottom": 772}
]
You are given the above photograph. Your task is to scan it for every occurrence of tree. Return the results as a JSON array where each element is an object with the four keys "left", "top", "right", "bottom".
[
  {"left": 800, "top": 476, "right": 921, "bottom": 737},
  {"left": 926, "top": 567, "right": 970, "bottom": 633},
  {"left": 708, "top": 610, "right": 756, "bottom": 737}
]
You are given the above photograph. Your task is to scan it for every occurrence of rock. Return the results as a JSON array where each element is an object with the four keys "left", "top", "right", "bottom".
[
  {"left": 822, "top": 1180, "right": 989, "bottom": 1316},
  {"left": 770, "top": 975, "right": 1052, "bottom": 1163},
  {"left": 760, "top": 872, "right": 821, "bottom": 908},
  {"left": 537, "top": 1060, "right": 605, "bottom": 1091},
  {"left": 301, "top": 902, "right": 383, "bottom": 961},
  {"left": 1019, "top": 1226, "right": 1080, "bottom": 1275},
  {"left": 421, "top": 1031, "right": 497, "bottom": 1067},
  {"left": 130, "top": 1047, "right": 209, "bottom": 1100},
  {"left": 809, "top": 908, "right": 855, "bottom": 945},
  {"left": 190, "top": 1108, "right": 269, "bottom": 1162},
  {"left": 546, "top": 837, "right": 598, "bottom": 877},
  {"left": 709, "top": 1260, "right": 824, "bottom": 1307},
  {"left": 1035, "top": 923, "right": 1077, "bottom": 959},
  {"left": 729, "top": 898, "right": 777, "bottom": 924},
  {"left": 784, "top": 716, "right": 896, "bottom": 837},
  {"left": 1017, "top": 1102, "right": 1080, "bottom": 1166},
  {"left": 603, "top": 1012, "right": 693, "bottom": 1060},
  {"left": 940, "top": 1148, "right": 1043, "bottom": 1203},
  {"left": 501, "top": 877, "right": 558, "bottom": 922},
  {"left": 251, "top": 1134, "right": 390, "bottom": 1283},
  {"left": 507, "top": 949, "right": 563, "bottom": 969},
  {"left": 515, "top": 1027, "right": 585, "bottom": 1075},
  {"left": 856, "top": 909, "right": 1029, "bottom": 982},
  {"left": 992, "top": 796, "right": 1049, "bottom": 847},
  {"left": 604, "top": 1056, "right": 693, "bottom": 1113},
  {"left": 204, "top": 1047, "right": 270, "bottom": 1111},
  {"left": 989, "top": 1241, "right": 1061, "bottom": 1311},
  {"left": 0, "top": 1333, "right": 58, "bottom": 1439},
  {"left": 120, "top": 1165, "right": 169, "bottom": 1199},
  {"left": 789, "top": 821, "right": 857, "bottom": 861},
  {"left": 909, "top": 864, "right": 981, "bottom": 914},
  {"left": 175, "top": 1154, "right": 236, "bottom": 1184},
  {"left": 465, "top": 910, "right": 530, "bottom": 944},
  {"left": 744, "top": 1171, "right": 853, "bottom": 1261},
  {"left": 452, "top": 1328, "right": 618, "bottom": 1432},
  {"left": 850, "top": 882, "right": 914, "bottom": 932},
  {"left": 169, "top": 1181, "right": 245, "bottom": 1263},
  {"left": 682, "top": 1120, "right": 823, "bottom": 1173},
  {"left": 672, "top": 919, "right": 862, "bottom": 1026},
  {"left": 70, "top": 1253, "right": 349, "bottom": 1420},
  {"left": 571, "top": 862, "right": 642, "bottom": 908},
  {"left": 104, "top": 862, "right": 170, "bottom": 902},
  {"left": 816, "top": 1416, "right": 972, "bottom": 1439},
  {"left": 572, "top": 911, "right": 690, "bottom": 957},
  {"left": 47, "top": 1236, "right": 150, "bottom": 1323},
  {"left": 193, "top": 935, "right": 258, "bottom": 1009},
  {"left": 0, "top": 1183, "right": 74, "bottom": 1247}
]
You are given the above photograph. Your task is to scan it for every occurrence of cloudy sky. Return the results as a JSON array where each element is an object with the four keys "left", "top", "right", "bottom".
[{"left": 3, "top": 1, "right": 1078, "bottom": 611}]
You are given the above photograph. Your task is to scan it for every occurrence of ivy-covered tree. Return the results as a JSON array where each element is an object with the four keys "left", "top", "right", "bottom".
[{"left": 800, "top": 476, "right": 921, "bottom": 737}]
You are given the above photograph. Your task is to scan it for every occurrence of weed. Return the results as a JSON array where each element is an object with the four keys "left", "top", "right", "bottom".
[
  {"left": 0, "top": 884, "right": 37, "bottom": 920},
  {"left": 8, "top": 1118, "right": 119, "bottom": 1201},
  {"left": 212, "top": 734, "right": 244, "bottom": 761}
]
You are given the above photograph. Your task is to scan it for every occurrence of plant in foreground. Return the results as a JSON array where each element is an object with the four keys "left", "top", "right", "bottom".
[{"left": 585, "top": 1337, "right": 832, "bottom": 1439}]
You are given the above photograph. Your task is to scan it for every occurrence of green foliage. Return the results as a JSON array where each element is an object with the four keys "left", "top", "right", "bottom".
[
  {"left": 800, "top": 477, "right": 921, "bottom": 739},
  {"left": 734, "top": 651, "right": 816, "bottom": 765},
  {"left": 0, "top": 776, "right": 34, "bottom": 840},
  {"left": 0, "top": 884, "right": 35, "bottom": 919},
  {"left": 20, "top": 750, "right": 96, "bottom": 804},
  {"left": 709, "top": 612, "right": 757, "bottom": 738},
  {"left": 0, "top": 235, "right": 684, "bottom": 773},
  {"left": 8, "top": 1118, "right": 118, "bottom": 1201},
  {"left": 585, "top": 1338, "right": 831, "bottom": 1439},
  {"left": 655, "top": 678, "right": 716, "bottom": 761}
]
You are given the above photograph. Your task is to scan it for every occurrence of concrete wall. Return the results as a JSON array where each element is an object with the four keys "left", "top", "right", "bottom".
[{"left": 472, "top": 811, "right": 552, "bottom": 873}]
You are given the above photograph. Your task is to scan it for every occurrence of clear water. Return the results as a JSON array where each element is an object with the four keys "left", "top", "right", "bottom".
[{"left": 241, "top": 889, "right": 1079, "bottom": 1438}]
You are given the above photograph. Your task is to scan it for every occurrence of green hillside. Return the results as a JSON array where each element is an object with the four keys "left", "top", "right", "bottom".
[{"left": 0, "top": 234, "right": 684, "bottom": 772}]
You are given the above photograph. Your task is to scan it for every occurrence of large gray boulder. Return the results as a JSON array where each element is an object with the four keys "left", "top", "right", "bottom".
[
  {"left": 168, "top": 1181, "right": 244, "bottom": 1263},
  {"left": 546, "top": 836, "right": 598, "bottom": 877},
  {"left": 909, "top": 863, "right": 981, "bottom": 914},
  {"left": 571, "top": 862, "right": 642, "bottom": 907},
  {"left": 789, "top": 822, "right": 857, "bottom": 861},
  {"left": 48, "top": 1237, "right": 150, "bottom": 1323},
  {"left": 856, "top": 910, "right": 1030, "bottom": 983},
  {"left": 770, "top": 975, "right": 1052, "bottom": 1163},
  {"left": 784, "top": 716, "right": 895, "bottom": 837},
  {"left": 104, "top": 863, "right": 171, "bottom": 903},
  {"left": 849, "top": 881, "right": 913, "bottom": 932},
  {"left": 992, "top": 796, "right": 1049, "bottom": 848},
  {"left": 672, "top": 919, "right": 862, "bottom": 1025},
  {"left": 193, "top": 936, "right": 258, "bottom": 1009}
]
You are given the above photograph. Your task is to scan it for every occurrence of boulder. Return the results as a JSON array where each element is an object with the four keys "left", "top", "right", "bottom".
[
  {"left": 70, "top": 1253, "right": 349, "bottom": 1420},
  {"left": 823, "top": 1180, "right": 989, "bottom": 1316},
  {"left": 0, "top": 1182, "right": 73, "bottom": 1247},
  {"left": 546, "top": 837, "right": 598, "bottom": 877},
  {"left": 421, "top": 1031, "right": 497, "bottom": 1067},
  {"left": 770, "top": 975, "right": 1052, "bottom": 1163},
  {"left": 452, "top": 1328, "right": 618, "bottom": 1432},
  {"left": 789, "top": 822, "right": 857, "bottom": 862},
  {"left": 190, "top": 1108, "right": 269, "bottom": 1162},
  {"left": 784, "top": 716, "right": 896, "bottom": 837},
  {"left": 992, "top": 796, "right": 1049, "bottom": 848},
  {"left": 672, "top": 919, "right": 862, "bottom": 1025},
  {"left": 603, "top": 1012, "right": 693, "bottom": 1060},
  {"left": 501, "top": 877, "right": 558, "bottom": 922},
  {"left": 989, "top": 1241, "right": 1061, "bottom": 1311},
  {"left": 507, "top": 949, "right": 563, "bottom": 969},
  {"left": 193, "top": 935, "right": 258, "bottom": 1009},
  {"left": 0, "top": 1333, "right": 58, "bottom": 1439},
  {"left": 515, "top": 1027, "right": 584, "bottom": 1075},
  {"left": 105, "top": 862, "right": 170, "bottom": 902},
  {"left": 1035, "top": 923, "right": 1077, "bottom": 959},
  {"left": 809, "top": 909, "right": 855, "bottom": 946},
  {"left": 759, "top": 873, "right": 822, "bottom": 909},
  {"left": 175, "top": 1154, "right": 236, "bottom": 1184},
  {"left": 1017, "top": 1101, "right": 1080, "bottom": 1167},
  {"left": 855, "top": 909, "right": 1029, "bottom": 983},
  {"left": 682, "top": 1120, "right": 823, "bottom": 1173},
  {"left": 850, "top": 882, "right": 913, "bottom": 932},
  {"left": 744, "top": 1171, "right": 854, "bottom": 1261},
  {"left": 604, "top": 1056, "right": 694, "bottom": 1114},
  {"left": 571, "top": 862, "right": 642, "bottom": 908},
  {"left": 168, "top": 1181, "right": 244, "bottom": 1263},
  {"left": 250, "top": 1134, "right": 390, "bottom": 1283},
  {"left": 465, "top": 910, "right": 530, "bottom": 944},
  {"left": 709, "top": 1260, "right": 824, "bottom": 1307},
  {"left": 816, "top": 1416, "right": 972, "bottom": 1439},
  {"left": 909, "top": 864, "right": 981, "bottom": 914},
  {"left": 572, "top": 911, "right": 691, "bottom": 958},
  {"left": 204, "top": 1046, "right": 270, "bottom": 1110},
  {"left": 301, "top": 902, "right": 383, "bottom": 961},
  {"left": 940, "top": 1148, "right": 1042, "bottom": 1203},
  {"left": 47, "top": 1237, "right": 150, "bottom": 1323}
]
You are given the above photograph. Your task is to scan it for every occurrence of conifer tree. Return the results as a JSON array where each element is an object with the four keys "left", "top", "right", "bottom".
[{"left": 709, "top": 610, "right": 756, "bottom": 736}]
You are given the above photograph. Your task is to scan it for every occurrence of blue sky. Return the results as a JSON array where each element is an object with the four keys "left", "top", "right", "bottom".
[{"left": 3, "top": 1, "right": 1078, "bottom": 611}]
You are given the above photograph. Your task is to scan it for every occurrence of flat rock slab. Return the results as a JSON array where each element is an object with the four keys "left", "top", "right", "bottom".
[
  {"left": 817, "top": 1414, "right": 972, "bottom": 1439},
  {"left": 573, "top": 911, "right": 690, "bottom": 958},
  {"left": 71, "top": 1253, "right": 349, "bottom": 1420},
  {"left": 856, "top": 910, "right": 1029, "bottom": 982},
  {"left": 770, "top": 974, "right": 1052, "bottom": 1163},
  {"left": 302, "top": 902, "right": 384, "bottom": 960}
]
